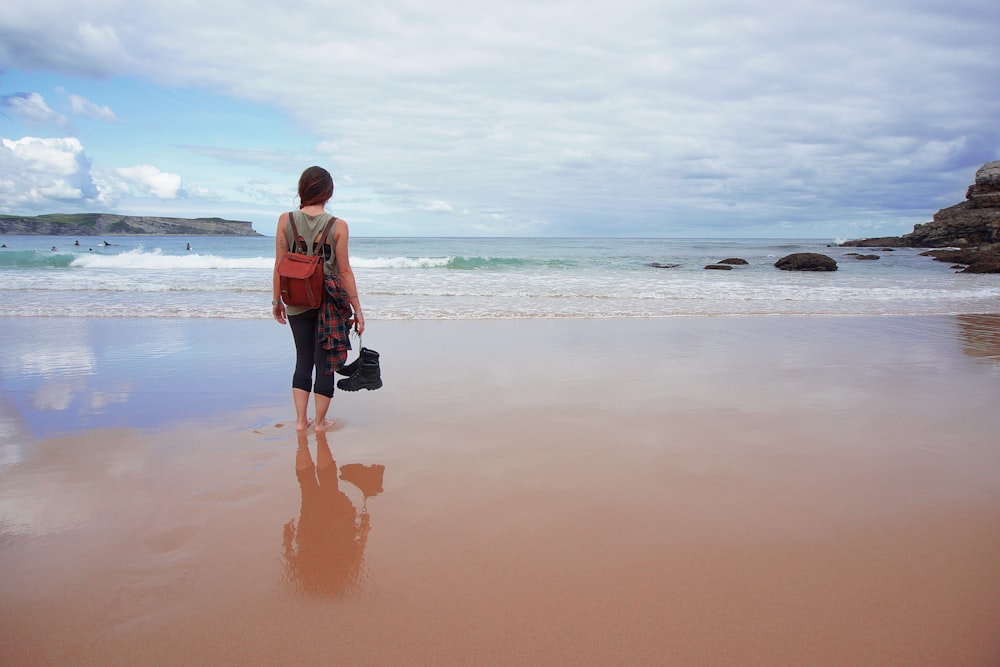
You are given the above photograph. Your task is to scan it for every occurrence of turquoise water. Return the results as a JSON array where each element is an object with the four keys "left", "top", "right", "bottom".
[{"left": 1, "top": 235, "right": 998, "bottom": 318}]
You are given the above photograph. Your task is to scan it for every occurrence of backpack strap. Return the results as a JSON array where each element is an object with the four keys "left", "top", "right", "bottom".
[
  {"left": 287, "top": 211, "right": 336, "bottom": 255},
  {"left": 316, "top": 216, "right": 336, "bottom": 251},
  {"left": 287, "top": 211, "right": 306, "bottom": 253}
]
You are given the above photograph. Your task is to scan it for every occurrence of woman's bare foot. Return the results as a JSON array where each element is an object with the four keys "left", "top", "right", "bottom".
[
  {"left": 295, "top": 417, "right": 314, "bottom": 432},
  {"left": 314, "top": 419, "right": 338, "bottom": 432}
]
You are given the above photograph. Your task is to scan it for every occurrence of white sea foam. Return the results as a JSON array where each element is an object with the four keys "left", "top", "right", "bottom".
[
  {"left": 70, "top": 248, "right": 272, "bottom": 270},
  {"left": 2, "top": 235, "right": 998, "bottom": 319},
  {"left": 66, "top": 248, "right": 453, "bottom": 271},
  {"left": 351, "top": 256, "right": 452, "bottom": 269}
]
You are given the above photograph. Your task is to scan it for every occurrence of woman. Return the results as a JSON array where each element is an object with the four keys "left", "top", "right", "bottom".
[{"left": 272, "top": 166, "right": 365, "bottom": 432}]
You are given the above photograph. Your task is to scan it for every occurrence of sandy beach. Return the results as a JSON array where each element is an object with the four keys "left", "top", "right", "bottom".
[{"left": 2, "top": 315, "right": 999, "bottom": 665}]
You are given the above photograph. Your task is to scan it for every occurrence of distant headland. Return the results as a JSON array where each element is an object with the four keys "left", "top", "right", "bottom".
[{"left": 0, "top": 213, "right": 262, "bottom": 236}]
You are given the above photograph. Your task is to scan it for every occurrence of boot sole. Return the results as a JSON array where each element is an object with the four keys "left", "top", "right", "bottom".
[{"left": 338, "top": 379, "right": 383, "bottom": 392}]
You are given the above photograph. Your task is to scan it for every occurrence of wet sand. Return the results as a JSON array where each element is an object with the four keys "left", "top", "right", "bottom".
[{"left": 2, "top": 315, "right": 1000, "bottom": 665}]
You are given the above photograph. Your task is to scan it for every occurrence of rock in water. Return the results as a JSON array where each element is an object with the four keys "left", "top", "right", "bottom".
[{"left": 774, "top": 253, "right": 838, "bottom": 271}]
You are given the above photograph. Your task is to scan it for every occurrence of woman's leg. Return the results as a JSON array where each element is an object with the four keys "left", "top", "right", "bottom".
[
  {"left": 312, "top": 321, "right": 336, "bottom": 431},
  {"left": 314, "top": 394, "right": 334, "bottom": 431},
  {"left": 289, "top": 311, "right": 320, "bottom": 431},
  {"left": 292, "top": 388, "right": 312, "bottom": 431}
]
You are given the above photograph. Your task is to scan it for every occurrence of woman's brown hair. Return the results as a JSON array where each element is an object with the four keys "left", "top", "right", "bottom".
[{"left": 298, "top": 166, "right": 334, "bottom": 208}]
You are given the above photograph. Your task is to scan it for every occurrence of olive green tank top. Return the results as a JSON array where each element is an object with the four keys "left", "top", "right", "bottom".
[{"left": 283, "top": 210, "right": 339, "bottom": 316}]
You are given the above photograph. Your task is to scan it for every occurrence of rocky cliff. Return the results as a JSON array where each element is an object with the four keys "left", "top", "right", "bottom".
[
  {"left": 0, "top": 213, "right": 262, "bottom": 236},
  {"left": 842, "top": 161, "right": 1000, "bottom": 248},
  {"left": 841, "top": 162, "right": 1000, "bottom": 273}
]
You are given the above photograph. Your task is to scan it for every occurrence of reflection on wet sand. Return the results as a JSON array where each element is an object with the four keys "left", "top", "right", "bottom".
[
  {"left": 282, "top": 431, "right": 385, "bottom": 598},
  {"left": 956, "top": 314, "right": 1000, "bottom": 364}
]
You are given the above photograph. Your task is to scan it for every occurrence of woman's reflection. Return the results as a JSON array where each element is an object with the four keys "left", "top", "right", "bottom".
[{"left": 282, "top": 430, "right": 385, "bottom": 598}]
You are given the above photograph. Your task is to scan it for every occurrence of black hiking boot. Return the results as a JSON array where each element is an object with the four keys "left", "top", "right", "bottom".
[
  {"left": 336, "top": 358, "right": 359, "bottom": 376},
  {"left": 337, "top": 347, "right": 379, "bottom": 376},
  {"left": 337, "top": 355, "right": 382, "bottom": 391}
]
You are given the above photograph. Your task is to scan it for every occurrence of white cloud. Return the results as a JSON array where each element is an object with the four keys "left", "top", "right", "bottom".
[
  {"left": 1, "top": 0, "right": 998, "bottom": 235},
  {"left": 420, "top": 200, "right": 455, "bottom": 214},
  {"left": 0, "top": 136, "right": 99, "bottom": 207},
  {"left": 3, "top": 92, "right": 66, "bottom": 126},
  {"left": 0, "top": 135, "right": 193, "bottom": 212},
  {"left": 0, "top": 6, "right": 129, "bottom": 77},
  {"left": 114, "top": 165, "right": 184, "bottom": 199},
  {"left": 66, "top": 93, "right": 119, "bottom": 122},
  {"left": 185, "top": 185, "right": 212, "bottom": 198},
  {"left": 234, "top": 179, "right": 294, "bottom": 206},
  {"left": 2, "top": 136, "right": 82, "bottom": 176}
]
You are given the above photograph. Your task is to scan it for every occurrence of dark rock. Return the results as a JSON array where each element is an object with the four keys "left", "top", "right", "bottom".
[
  {"left": 966, "top": 161, "right": 1000, "bottom": 209},
  {"left": 718, "top": 258, "right": 748, "bottom": 265},
  {"left": 841, "top": 236, "right": 907, "bottom": 248},
  {"left": 647, "top": 262, "right": 680, "bottom": 269},
  {"left": 775, "top": 253, "right": 838, "bottom": 271},
  {"left": 851, "top": 254, "right": 880, "bottom": 260},
  {"left": 921, "top": 245, "right": 1000, "bottom": 273},
  {"left": 704, "top": 264, "right": 733, "bottom": 270},
  {"left": 904, "top": 201, "right": 1000, "bottom": 247},
  {"left": 842, "top": 161, "right": 1000, "bottom": 249},
  {"left": 919, "top": 248, "right": 976, "bottom": 263},
  {"left": 961, "top": 258, "right": 1000, "bottom": 273},
  {"left": 881, "top": 248, "right": 895, "bottom": 252}
]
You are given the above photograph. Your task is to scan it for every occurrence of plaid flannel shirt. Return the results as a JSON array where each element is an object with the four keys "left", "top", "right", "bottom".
[{"left": 318, "top": 273, "right": 354, "bottom": 376}]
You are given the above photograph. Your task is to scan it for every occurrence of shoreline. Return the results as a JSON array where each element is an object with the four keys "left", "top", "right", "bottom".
[
  {"left": 2, "top": 315, "right": 1000, "bottom": 664},
  {"left": 4, "top": 235, "right": 999, "bottom": 319}
]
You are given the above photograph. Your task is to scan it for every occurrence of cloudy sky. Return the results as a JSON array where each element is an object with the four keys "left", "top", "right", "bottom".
[{"left": 1, "top": 0, "right": 998, "bottom": 238}]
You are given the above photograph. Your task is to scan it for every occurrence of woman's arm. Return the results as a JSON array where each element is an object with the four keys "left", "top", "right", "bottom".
[
  {"left": 333, "top": 217, "right": 365, "bottom": 336},
  {"left": 272, "top": 213, "right": 289, "bottom": 324}
]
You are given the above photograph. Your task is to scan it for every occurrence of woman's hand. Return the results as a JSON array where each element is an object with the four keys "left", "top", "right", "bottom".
[
  {"left": 272, "top": 301, "right": 287, "bottom": 325},
  {"left": 353, "top": 310, "right": 365, "bottom": 336}
]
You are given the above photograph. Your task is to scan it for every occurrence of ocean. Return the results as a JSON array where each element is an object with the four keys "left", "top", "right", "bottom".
[{"left": 1, "top": 235, "right": 998, "bottom": 319}]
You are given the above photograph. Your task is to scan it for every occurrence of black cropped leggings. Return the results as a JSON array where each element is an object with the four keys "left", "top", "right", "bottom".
[{"left": 288, "top": 309, "right": 334, "bottom": 398}]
